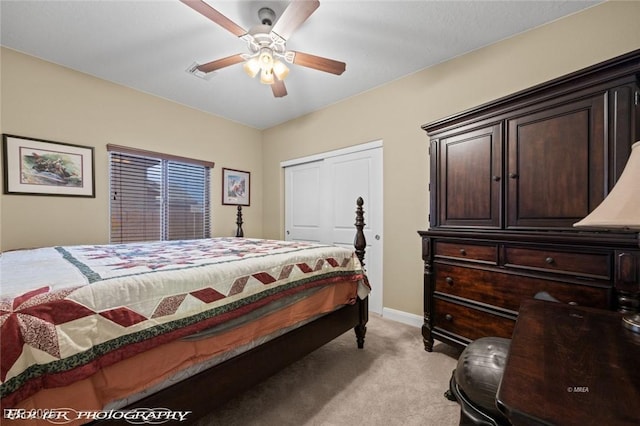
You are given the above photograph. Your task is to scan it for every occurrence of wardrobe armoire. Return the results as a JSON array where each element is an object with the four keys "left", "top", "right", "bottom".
[{"left": 419, "top": 50, "right": 640, "bottom": 351}]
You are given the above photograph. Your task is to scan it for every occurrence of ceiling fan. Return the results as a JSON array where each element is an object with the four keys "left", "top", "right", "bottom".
[{"left": 181, "top": 0, "right": 346, "bottom": 98}]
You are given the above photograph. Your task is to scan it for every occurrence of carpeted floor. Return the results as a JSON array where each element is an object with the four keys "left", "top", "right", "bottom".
[{"left": 193, "top": 313, "right": 463, "bottom": 426}]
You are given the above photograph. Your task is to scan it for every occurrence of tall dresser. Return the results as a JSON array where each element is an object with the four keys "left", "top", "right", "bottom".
[{"left": 419, "top": 50, "right": 640, "bottom": 351}]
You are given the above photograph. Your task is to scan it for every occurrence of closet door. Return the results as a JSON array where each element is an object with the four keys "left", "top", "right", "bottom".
[
  {"left": 324, "top": 150, "right": 379, "bottom": 252},
  {"left": 506, "top": 93, "right": 606, "bottom": 229},
  {"left": 284, "top": 160, "right": 327, "bottom": 243},
  {"left": 284, "top": 145, "right": 383, "bottom": 314}
]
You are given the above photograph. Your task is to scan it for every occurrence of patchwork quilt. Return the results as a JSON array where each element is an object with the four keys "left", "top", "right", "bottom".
[{"left": 0, "top": 238, "right": 369, "bottom": 407}]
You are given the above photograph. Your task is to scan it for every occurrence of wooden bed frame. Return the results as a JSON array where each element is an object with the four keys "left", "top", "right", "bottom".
[{"left": 93, "top": 198, "right": 369, "bottom": 424}]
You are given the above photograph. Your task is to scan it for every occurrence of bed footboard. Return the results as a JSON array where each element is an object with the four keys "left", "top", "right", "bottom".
[{"left": 117, "top": 301, "right": 364, "bottom": 423}]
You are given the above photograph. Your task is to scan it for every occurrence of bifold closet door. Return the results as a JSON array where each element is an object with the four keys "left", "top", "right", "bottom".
[{"left": 284, "top": 146, "right": 383, "bottom": 314}]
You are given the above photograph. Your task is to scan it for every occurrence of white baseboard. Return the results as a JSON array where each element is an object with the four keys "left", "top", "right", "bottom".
[{"left": 381, "top": 307, "right": 423, "bottom": 328}]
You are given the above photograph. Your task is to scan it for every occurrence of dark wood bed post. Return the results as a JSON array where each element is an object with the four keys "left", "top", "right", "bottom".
[
  {"left": 354, "top": 196, "right": 368, "bottom": 349},
  {"left": 235, "top": 206, "right": 244, "bottom": 237}
]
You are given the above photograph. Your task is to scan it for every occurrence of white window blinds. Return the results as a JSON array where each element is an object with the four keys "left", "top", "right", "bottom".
[{"left": 108, "top": 145, "right": 212, "bottom": 243}]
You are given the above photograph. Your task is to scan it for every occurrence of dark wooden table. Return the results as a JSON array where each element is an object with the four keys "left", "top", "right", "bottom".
[{"left": 496, "top": 299, "right": 640, "bottom": 426}]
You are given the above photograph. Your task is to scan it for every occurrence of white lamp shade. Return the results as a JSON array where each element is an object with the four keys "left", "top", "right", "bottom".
[
  {"left": 259, "top": 48, "right": 273, "bottom": 68},
  {"left": 243, "top": 58, "right": 260, "bottom": 78},
  {"left": 260, "top": 69, "right": 274, "bottom": 85},
  {"left": 574, "top": 141, "right": 640, "bottom": 230},
  {"left": 273, "top": 60, "right": 290, "bottom": 81}
]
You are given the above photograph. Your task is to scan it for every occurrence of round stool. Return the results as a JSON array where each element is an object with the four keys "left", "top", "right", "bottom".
[{"left": 449, "top": 337, "right": 511, "bottom": 426}]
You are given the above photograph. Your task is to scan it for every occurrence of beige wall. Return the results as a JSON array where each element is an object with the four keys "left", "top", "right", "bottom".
[
  {"left": 2, "top": 1, "right": 639, "bottom": 316},
  {"left": 261, "top": 1, "right": 640, "bottom": 316},
  {"left": 0, "top": 47, "right": 263, "bottom": 250}
]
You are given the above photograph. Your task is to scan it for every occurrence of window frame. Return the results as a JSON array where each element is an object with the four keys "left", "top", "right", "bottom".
[{"left": 107, "top": 144, "right": 214, "bottom": 243}]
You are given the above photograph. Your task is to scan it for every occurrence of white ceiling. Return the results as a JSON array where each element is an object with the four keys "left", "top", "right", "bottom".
[{"left": 1, "top": 0, "right": 601, "bottom": 129}]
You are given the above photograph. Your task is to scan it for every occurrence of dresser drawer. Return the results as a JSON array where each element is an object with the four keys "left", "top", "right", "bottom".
[
  {"left": 434, "top": 298, "right": 515, "bottom": 341},
  {"left": 504, "top": 246, "right": 611, "bottom": 280},
  {"left": 434, "top": 263, "right": 611, "bottom": 311},
  {"left": 434, "top": 241, "right": 498, "bottom": 264}
]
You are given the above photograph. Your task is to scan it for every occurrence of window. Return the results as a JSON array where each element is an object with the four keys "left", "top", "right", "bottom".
[{"left": 108, "top": 144, "right": 213, "bottom": 243}]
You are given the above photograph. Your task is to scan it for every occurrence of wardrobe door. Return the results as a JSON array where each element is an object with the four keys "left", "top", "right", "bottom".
[
  {"left": 435, "top": 123, "right": 503, "bottom": 228},
  {"left": 506, "top": 93, "right": 606, "bottom": 229},
  {"left": 609, "top": 82, "right": 640, "bottom": 185}
]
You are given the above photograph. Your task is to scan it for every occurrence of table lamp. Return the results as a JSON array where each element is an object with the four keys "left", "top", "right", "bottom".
[{"left": 574, "top": 141, "right": 640, "bottom": 333}]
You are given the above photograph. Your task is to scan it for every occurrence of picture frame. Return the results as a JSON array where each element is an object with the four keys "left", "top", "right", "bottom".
[
  {"left": 2, "top": 134, "right": 95, "bottom": 197},
  {"left": 222, "top": 168, "right": 250, "bottom": 206}
]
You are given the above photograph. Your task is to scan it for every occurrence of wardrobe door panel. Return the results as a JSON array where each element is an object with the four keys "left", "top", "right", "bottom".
[
  {"left": 506, "top": 93, "right": 606, "bottom": 229},
  {"left": 437, "top": 124, "right": 503, "bottom": 228},
  {"left": 609, "top": 83, "right": 640, "bottom": 184}
]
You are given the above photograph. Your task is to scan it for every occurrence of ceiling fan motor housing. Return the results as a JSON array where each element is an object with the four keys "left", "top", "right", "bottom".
[
  {"left": 258, "top": 7, "right": 276, "bottom": 26},
  {"left": 246, "top": 7, "right": 285, "bottom": 57}
]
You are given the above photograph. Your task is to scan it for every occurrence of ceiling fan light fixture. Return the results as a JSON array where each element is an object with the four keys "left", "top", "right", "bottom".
[
  {"left": 273, "top": 60, "right": 290, "bottom": 81},
  {"left": 182, "top": 0, "right": 343, "bottom": 97},
  {"left": 259, "top": 48, "right": 274, "bottom": 69},
  {"left": 260, "top": 69, "right": 275, "bottom": 85},
  {"left": 243, "top": 57, "right": 261, "bottom": 78}
]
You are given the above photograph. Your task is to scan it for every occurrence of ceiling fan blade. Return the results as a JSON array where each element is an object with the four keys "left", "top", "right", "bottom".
[
  {"left": 180, "top": 0, "right": 247, "bottom": 37},
  {"left": 291, "top": 51, "right": 346, "bottom": 75},
  {"left": 196, "top": 54, "right": 245, "bottom": 73},
  {"left": 271, "top": 0, "right": 320, "bottom": 41},
  {"left": 271, "top": 78, "right": 287, "bottom": 98}
]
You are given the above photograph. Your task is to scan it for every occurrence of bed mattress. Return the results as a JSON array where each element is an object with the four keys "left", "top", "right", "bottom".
[{"left": 0, "top": 237, "right": 369, "bottom": 416}]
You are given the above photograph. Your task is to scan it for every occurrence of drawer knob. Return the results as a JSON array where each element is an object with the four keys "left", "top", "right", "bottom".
[
  {"left": 545, "top": 257, "right": 555, "bottom": 265},
  {"left": 492, "top": 175, "right": 501, "bottom": 182},
  {"left": 459, "top": 248, "right": 467, "bottom": 256},
  {"left": 445, "top": 277, "right": 454, "bottom": 285},
  {"left": 445, "top": 314, "right": 453, "bottom": 322}
]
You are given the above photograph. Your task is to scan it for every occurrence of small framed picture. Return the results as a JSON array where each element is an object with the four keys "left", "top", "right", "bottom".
[
  {"left": 222, "top": 168, "right": 250, "bottom": 206},
  {"left": 2, "top": 134, "right": 95, "bottom": 197}
]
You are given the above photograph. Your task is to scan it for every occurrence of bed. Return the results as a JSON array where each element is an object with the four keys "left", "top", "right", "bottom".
[{"left": 1, "top": 198, "right": 370, "bottom": 425}]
